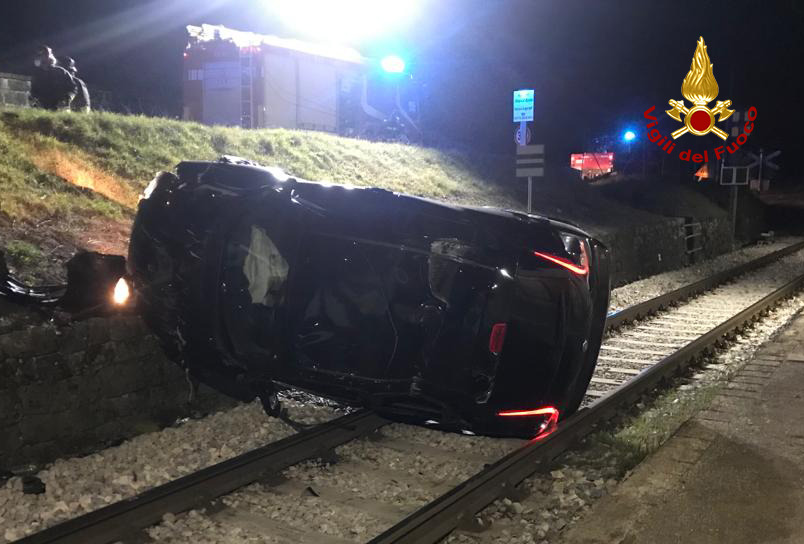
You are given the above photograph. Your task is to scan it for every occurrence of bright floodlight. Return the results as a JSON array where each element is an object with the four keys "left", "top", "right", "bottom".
[
  {"left": 623, "top": 130, "right": 636, "bottom": 142},
  {"left": 381, "top": 55, "right": 405, "bottom": 73},
  {"left": 274, "top": 0, "right": 420, "bottom": 43}
]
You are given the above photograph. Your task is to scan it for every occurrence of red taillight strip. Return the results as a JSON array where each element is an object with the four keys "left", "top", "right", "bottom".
[
  {"left": 497, "top": 406, "right": 560, "bottom": 441},
  {"left": 532, "top": 250, "right": 588, "bottom": 276},
  {"left": 497, "top": 406, "right": 559, "bottom": 418}
]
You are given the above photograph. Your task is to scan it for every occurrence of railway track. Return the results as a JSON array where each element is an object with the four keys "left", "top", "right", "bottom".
[{"left": 14, "top": 240, "right": 804, "bottom": 544}]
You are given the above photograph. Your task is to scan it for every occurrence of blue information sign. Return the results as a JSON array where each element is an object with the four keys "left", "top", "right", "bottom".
[{"left": 513, "top": 89, "right": 534, "bottom": 122}]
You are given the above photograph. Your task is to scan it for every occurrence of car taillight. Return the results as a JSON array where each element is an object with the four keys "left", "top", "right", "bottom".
[
  {"left": 497, "top": 406, "right": 560, "bottom": 440},
  {"left": 489, "top": 323, "right": 507, "bottom": 355},
  {"left": 532, "top": 233, "right": 589, "bottom": 276}
]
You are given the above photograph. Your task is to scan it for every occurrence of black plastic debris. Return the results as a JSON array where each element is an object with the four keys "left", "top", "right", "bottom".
[{"left": 21, "top": 475, "right": 46, "bottom": 495}]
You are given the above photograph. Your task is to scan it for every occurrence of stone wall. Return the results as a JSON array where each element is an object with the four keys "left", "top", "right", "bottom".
[
  {"left": 0, "top": 73, "right": 30, "bottom": 108},
  {"left": 600, "top": 215, "right": 733, "bottom": 287},
  {"left": 0, "top": 310, "right": 233, "bottom": 470},
  {"left": 698, "top": 216, "right": 733, "bottom": 260}
]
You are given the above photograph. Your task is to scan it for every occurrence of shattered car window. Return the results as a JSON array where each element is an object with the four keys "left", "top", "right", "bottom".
[{"left": 243, "top": 225, "right": 289, "bottom": 306}]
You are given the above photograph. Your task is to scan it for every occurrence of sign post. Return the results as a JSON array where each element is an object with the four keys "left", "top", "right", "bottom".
[
  {"left": 516, "top": 145, "right": 544, "bottom": 213},
  {"left": 513, "top": 89, "right": 536, "bottom": 212}
]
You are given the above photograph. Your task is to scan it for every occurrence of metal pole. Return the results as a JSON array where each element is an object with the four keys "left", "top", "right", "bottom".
[
  {"left": 730, "top": 185, "right": 738, "bottom": 247},
  {"left": 758, "top": 148, "right": 764, "bottom": 188},
  {"left": 527, "top": 177, "right": 532, "bottom": 213}
]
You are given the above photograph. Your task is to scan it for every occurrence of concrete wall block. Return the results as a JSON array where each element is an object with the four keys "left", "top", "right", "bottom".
[
  {"left": 59, "top": 321, "right": 89, "bottom": 354},
  {"left": 0, "top": 425, "right": 22, "bottom": 458},
  {"left": 108, "top": 316, "right": 149, "bottom": 341},
  {"left": 0, "top": 389, "right": 21, "bottom": 426},
  {"left": 31, "top": 354, "right": 72, "bottom": 382},
  {"left": 94, "top": 362, "right": 149, "bottom": 398},
  {"left": 69, "top": 402, "right": 110, "bottom": 433},
  {"left": 604, "top": 218, "right": 689, "bottom": 286},
  {"left": 18, "top": 381, "right": 75, "bottom": 415},
  {"left": 6, "top": 78, "right": 30, "bottom": 92},
  {"left": 65, "top": 350, "right": 87, "bottom": 375},
  {"left": 19, "top": 411, "right": 76, "bottom": 442},
  {"left": 0, "top": 328, "right": 32, "bottom": 358},
  {"left": 86, "top": 318, "right": 110, "bottom": 345},
  {"left": 106, "top": 392, "right": 150, "bottom": 419},
  {"left": 71, "top": 376, "right": 104, "bottom": 405},
  {"left": 1, "top": 312, "right": 234, "bottom": 468},
  {"left": 113, "top": 336, "right": 156, "bottom": 361}
]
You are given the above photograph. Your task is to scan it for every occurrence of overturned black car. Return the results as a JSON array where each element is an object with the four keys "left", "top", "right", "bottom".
[{"left": 127, "top": 158, "right": 610, "bottom": 438}]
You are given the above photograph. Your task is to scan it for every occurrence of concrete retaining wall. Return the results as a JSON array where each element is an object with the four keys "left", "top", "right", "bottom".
[
  {"left": 601, "top": 215, "right": 732, "bottom": 287},
  {"left": 0, "top": 312, "right": 233, "bottom": 470},
  {"left": 0, "top": 73, "right": 30, "bottom": 108}
]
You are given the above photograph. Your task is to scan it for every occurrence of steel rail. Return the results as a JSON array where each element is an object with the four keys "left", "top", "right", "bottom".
[
  {"left": 370, "top": 272, "right": 804, "bottom": 544},
  {"left": 604, "top": 240, "right": 804, "bottom": 331},
  {"left": 17, "top": 410, "right": 388, "bottom": 544}
]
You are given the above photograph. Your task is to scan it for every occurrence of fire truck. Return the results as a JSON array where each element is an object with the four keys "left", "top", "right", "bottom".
[{"left": 182, "top": 24, "right": 421, "bottom": 142}]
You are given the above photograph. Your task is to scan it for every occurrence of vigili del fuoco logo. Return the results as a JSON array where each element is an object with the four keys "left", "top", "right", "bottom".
[{"left": 643, "top": 37, "right": 757, "bottom": 164}]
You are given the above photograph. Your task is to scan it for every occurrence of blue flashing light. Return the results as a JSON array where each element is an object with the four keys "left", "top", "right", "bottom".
[
  {"left": 623, "top": 130, "right": 636, "bottom": 142},
  {"left": 381, "top": 55, "right": 406, "bottom": 74}
]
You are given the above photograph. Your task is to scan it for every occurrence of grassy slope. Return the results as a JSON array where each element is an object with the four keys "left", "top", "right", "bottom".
[
  {"left": 0, "top": 108, "right": 520, "bottom": 212},
  {"left": 0, "top": 108, "right": 522, "bottom": 281}
]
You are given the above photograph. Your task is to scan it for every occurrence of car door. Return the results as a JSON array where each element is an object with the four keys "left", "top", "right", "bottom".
[
  {"left": 285, "top": 226, "right": 398, "bottom": 381},
  {"left": 219, "top": 192, "right": 301, "bottom": 365}
]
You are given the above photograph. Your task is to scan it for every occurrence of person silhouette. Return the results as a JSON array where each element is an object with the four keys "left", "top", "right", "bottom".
[
  {"left": 58, "top": 56, "right": 91, "bottom": 112},
  {"left": 29, "top": 46, "right": 76, "bottom": 110}
]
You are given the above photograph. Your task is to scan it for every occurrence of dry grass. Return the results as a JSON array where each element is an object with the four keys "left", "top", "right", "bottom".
[{"left": 28, "top": 144, "right": 140, "bottom": 209}]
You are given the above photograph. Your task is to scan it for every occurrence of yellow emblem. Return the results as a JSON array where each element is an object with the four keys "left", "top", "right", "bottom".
[{"left": 666, "top": 37, "right": 734, "bottom": 140}]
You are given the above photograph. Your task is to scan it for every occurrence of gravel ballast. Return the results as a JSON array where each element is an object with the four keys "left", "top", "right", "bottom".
[{"left": 0, "top": 400, "right": 337, "bottom": 542}]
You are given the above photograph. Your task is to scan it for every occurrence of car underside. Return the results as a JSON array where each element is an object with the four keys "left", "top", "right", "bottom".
[{"left": 125, "top": 157, "right": 610, "bottom": 438}]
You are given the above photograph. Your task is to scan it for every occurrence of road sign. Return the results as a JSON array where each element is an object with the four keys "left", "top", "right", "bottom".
[
  {"left": 513, "top": 89, "right": 534, "bottom": 122},
  {"left": 764, "top": 150, "right": 781, "bottom": 170},
  {"left": 516, "top": 144, "right": 544, "bottom": 178},
  {"left": 747, "top": 149, "right": 781, "bottom": 170},
  {"left": 515, "top": 125, "right": 531, "bottom": 146}
]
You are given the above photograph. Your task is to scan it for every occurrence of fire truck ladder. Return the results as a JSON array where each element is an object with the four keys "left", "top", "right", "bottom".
[{"left": 240, "top": 49, "right": 254, "bottom": 129}]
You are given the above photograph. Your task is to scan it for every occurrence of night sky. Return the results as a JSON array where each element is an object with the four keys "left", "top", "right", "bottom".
[{"left": 2, "top": 0, "right": 803, "bottom": 172}]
